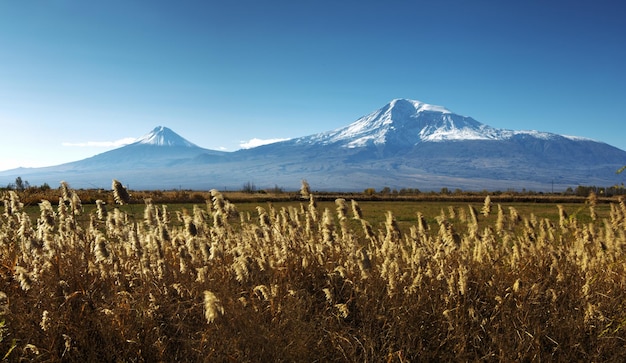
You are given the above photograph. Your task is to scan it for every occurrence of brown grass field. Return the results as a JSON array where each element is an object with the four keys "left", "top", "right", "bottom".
[{"left": 1, "top": 182, "right": 626, "bottom": 361}]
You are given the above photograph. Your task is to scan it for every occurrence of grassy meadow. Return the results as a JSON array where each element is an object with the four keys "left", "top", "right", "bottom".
[{"left": 1, "top": 182, "right": 626, "bottom": 361}]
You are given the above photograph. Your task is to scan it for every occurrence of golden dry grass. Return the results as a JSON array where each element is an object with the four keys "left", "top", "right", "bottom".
[{"left": 1, "top": 183, "right": 626, "bottom": 361}]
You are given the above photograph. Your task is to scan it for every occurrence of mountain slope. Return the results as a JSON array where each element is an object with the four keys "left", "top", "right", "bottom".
[
  {"left": 229, "top": 99, "right": 626, "bottom": 189},
  {"left": 1, "top": 101, "right": 625, "bottom": 191},
  {"left": 0, "top": 126, "right": 227, "bottom": 188}
]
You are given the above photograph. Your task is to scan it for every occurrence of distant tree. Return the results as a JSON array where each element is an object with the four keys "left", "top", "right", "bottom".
[
  {"left": 14, "top": 177, "right": 29, "bottom": 191},
  {"left": 242, "top": 181, "right": 256, "bottom": 194}
]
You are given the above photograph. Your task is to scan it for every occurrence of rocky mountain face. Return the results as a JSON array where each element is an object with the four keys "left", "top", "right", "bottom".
[{"left": 2, "top": 100, "right": 625, "bottom": 191}]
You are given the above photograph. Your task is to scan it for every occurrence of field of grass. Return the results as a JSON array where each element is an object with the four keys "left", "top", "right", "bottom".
[{"left": 2, "top": 183, "right": 626, "bottom": 361}]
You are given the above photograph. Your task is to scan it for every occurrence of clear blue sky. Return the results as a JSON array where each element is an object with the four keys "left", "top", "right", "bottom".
[{"left": 1, "top": 0, "right": 625, "bottom": 171}]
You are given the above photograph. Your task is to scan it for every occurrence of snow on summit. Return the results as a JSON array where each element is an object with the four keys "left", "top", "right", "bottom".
[
  {"left": 300, "top": 99, "right": 499, "bottom": 147},
  {"left": 134, "top": 126, "right": 198, "bottom": 147},
  {"left": 296, "top": 98, "right": 588, "bottom": 148}
]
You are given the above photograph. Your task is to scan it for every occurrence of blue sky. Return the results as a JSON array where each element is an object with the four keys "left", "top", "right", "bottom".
[{"left": 1, "top": 0, "right": 625, "bottom": 171}]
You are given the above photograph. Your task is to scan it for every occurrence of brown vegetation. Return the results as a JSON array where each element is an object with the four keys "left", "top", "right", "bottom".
[{"left": 1, "top": 182, "right": 626, "bottom": 361}]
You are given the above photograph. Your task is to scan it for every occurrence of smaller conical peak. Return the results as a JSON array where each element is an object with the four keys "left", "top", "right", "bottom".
[{"left": 135, "top": 126, "right": 198, "bottom": 147}]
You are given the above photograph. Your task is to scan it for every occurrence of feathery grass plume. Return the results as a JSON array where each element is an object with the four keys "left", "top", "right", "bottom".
[
  {"left": 335, "top": 199, "right": 350, "bottom": 241},
  {"left": 360, "top": 219, "right": 375, "bottom": 241},
  {"left": 256, "top": 206, "right": 271, "bottom": 229},
  {"left": 439, "top": 221, "right": 460, "bottom": 249},
  {"left": 300, "top": 179, "right": 311, "bottom": 199},
  {"left": 495, "top": 204, "right": 505, "bottom": 233},
  {"left": 358, "top": 247, "right": 372, "bottom": 279},
  {"left": 447, "top": 205, "right": 456, "bottom": 219},
  {"left": 335, "top": 198, "right": 348, "bottom": 221},
  {"left": 232, "top": 254, "right": 250, "bottom": 282},
  {"left": 436, "top": 208, "right": 446, "bottom": 225},
  {"left": 70, "top": 191, "right": 83, "bottom": 215},
  {"left": 178, "top": 245, "right": 191, "bottom": 274},
  {"left": 210, "top": 189, "right": 225, "bottom": 212},
  {"left": 193, "top": 204, "right": 208, "bottom": 230},
  {"left": 416, "top": 211, "right": 428, "bottom": 235},
  {"left": 321, "top": 208, "right": 335, "bottom": 245},
  {"left": 609, "top": 203, "right": 622, "bottom": 230},
  {"left": 335, "top": 303, "right": 350, "bottom": 319},
  {"left": 0, "top": 291, "right": 8, "bottom": 315},
  {"left": 385, "top": 211, "right": 401, "bottom": 240},
  {"left": 557, "top": 204, "right": 568, "bottom": 230},
  {"left": 112, "top": 179, "right": 131, "bottom": 205},
  {"left": 466, "top": 205, "right": 479, "bottom": 240},
  {"left": 40, "top": 310, "right": 51, "bottom": 332},
  {"left": 59, "top": 181, "right": 81, "bottom": 215},
  {"left": 160, "top": 204, "right": 170, "bottom": 225},
  {"left": 481, "top": 195, "right": 492, "bottom": 217},
  {"left": 468, "top": 205, "right": 478, "bottom": 225},
  {"left": 203, "top": 290, "right": 224, "bottom": 324},
  {"left": 182, "top": 213, "right": 198, "bottom": 237},
  {"left": 38, "top": 199, "right": 55, "bottom": 228},
  {"left": 308, "top": 194, "right": 318, "bottom": 222},
  {"left": 143, "top": 198, "right": 156, "bottom": 226},
  {"left": 509, "top": 206, "right": 521, "bottom": 223},
  {"left": 620, "top": 197, "right": 626, "bottom": 228},
  {"left": 2, "top": 198, "right": 12, "bottom": 218},
  {"left": 254, "top": 285, "right": 271, "bottom": 301},
  {"left": 351, "top": 199, "right": 363, "bottom": 220},
  {"left": 17, "top": 212, "right": 33, "bottom": 242},
  {"left": 60, "top": 181, "right": 71, "bottom": 201},
  {"left": 94, "top": 233, "right": 110, "bottom": 263},
  {"left": 128, "top": 223, "right": 142, "bottom": 257},
  {"left": 95, "top": 200, "right": 108, "bottom": 220},
  {"left": 458, "top": 266, "right": 469, "bottom": 295},
  {"left": 9, "top": 191, "right": 23, "bottom": 215},
  {"left": 587, "top": 191, "right": 598, "bottom": 221},
  {"left": 15, "top": 266, "right": 32, "bottom": 291},
  {"left": 210, "top": 189, "right": 228, "bottom": 227},
  {"left": 322, "top": 288, "right": 333, "bottom": 303},
  {"left": 512, "top": 278, "right": 522, "bottom": 293},
  {"left": 224, "top": 199, "right": 238, "bottom": 219}
]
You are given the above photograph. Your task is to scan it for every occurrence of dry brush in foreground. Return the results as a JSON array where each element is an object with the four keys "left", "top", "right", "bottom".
[{"left": 1, "top": 182, "right": 626, "bottom": 361}]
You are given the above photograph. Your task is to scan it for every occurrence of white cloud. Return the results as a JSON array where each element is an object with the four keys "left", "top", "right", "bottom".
[
  {"left": 239, "top": 137, "right": 290, "bottom": 149},
  {"left": 62, "top": 137, "right": 137, "bottom": 147}
]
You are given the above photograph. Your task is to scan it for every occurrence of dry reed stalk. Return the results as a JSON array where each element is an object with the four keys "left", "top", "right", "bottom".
[
  {"left": 203, "top": 291, "right": 224, "bottom": 324},
  {"left": 481, "top": 195, "right": 492, "bottom": 217},
  {"left": 112, "top": 179, "right": 131, "bottom": 205}
]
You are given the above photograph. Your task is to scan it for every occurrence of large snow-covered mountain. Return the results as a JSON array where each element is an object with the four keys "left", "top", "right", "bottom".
[
  {"left": 1, "top": 100, "right": 625, "bottom": 191},
  {"left": 295, "top": 99, "right": 592, "bottom": 147}
]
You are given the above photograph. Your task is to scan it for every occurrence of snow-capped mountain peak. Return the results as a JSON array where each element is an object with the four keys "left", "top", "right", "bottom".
[
  {"left": 388, "top": 98, "right": 452, "bottom": 114},
  {"left": 299, "top": 98, "right": 498, "bottom": 148},
  {"left": 295, "top": 98, "right": 583, "bottom": 149},
  {"left": 134, "top": 126, "right": 198, "bottom": 147}
]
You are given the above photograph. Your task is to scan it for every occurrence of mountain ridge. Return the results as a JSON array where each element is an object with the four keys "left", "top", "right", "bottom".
[
  {"left": 1, "top": 99, "right": 624, "bottom": 191},
  {"left": 290, "top": 98, "right": 591, "bottom": 149}
]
